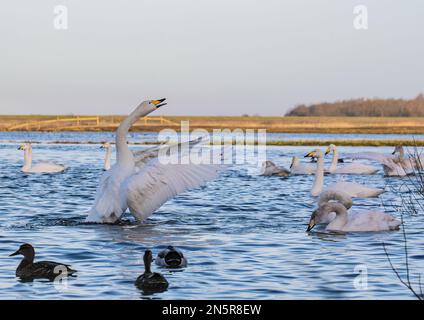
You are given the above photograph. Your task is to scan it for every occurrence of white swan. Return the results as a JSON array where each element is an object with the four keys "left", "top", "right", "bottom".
[
  {"left": 86, "top": 99, "right": 223, "bottom": 223},
  {"left": 392, "top": 145, "right": 423, "bottom": 171},
  {"left": 100, "top": 142, "right": 112, "bottom": 171},
  {"left": 325, "top": 144, "right": 379, "bottom": 174},
  {"left": 261, "top": 160, "right": 290, "bottom": 176},
  {"left": 307, "top": 191, "right": 401, "bottom": 232},
  {"left": 305, "top": 149, "right": 384, "bottom": 198},
  {"left": 345, "top": 149, "right": 410, "bottom": 177},
  {"left": 18, "top": 143, "right": 65, "bottom": 173},
  {"left": 289, "top": 156, "right": 316, "bottom": 175}
]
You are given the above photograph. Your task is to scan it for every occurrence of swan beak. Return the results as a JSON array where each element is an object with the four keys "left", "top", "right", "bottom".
[
  {"left": 9, "top": 250, "right": 20, "bottom": 257},
  {"left": 305, "top": 151, "right": 315, "bottom": 158},
  {"left": 17, "top": 146, "right": 24, "bottom": 150},
  {"left": 306, "top": 218, "right": 315, "bottom": 232},
  {"left": 151, "top": 98, "right": 167, "bottom": 108},
  {"left": 325, "top": 147, "right": 331, "bottom": 156}
]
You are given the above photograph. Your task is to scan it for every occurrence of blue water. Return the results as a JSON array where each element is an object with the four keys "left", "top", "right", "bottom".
[
  {"left": 0, "top": 132, "right": 423, "bottom": 299},
  {"left": 1, "top": 131, "right": 424, "bottom": 144}
]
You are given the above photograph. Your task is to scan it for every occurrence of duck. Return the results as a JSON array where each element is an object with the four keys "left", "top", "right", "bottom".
[
  {"left": 307, "top": 192, "right": 401, "bottom": 232},
  {"left": 9, "top": 243, "right": 76, "bottom": 281},
  {"left": 156, "top": 246, "right": 187, "bottom": 268},
  {"left": 18, "top": 143, "right": 65, "bottom": 173},
  {"left": 305, "top": 149, "right": 384, "bottom": 198},
  {"left": 100, "top": 142, "right": 112, "bottom": 171},
  {"left": 260, "top": 160, "right": 290, "bottom": 177},
  {"left": 290, "top": 156, "right": 316, "bottom": 175},
  {"left": 135, "top": 250, "right": 169, "bottom": 293},
  {"left": 325, "top": 144, "right": 379, "bottom": 174}
]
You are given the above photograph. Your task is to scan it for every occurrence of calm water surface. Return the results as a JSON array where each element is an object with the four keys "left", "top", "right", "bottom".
[{"left": 0, "top": 132, "right": 423, "bottom": 299}]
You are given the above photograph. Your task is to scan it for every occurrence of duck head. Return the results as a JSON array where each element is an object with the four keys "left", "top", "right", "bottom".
[
  {"left": 143, "top": 250, "right": 153, "bottom": 273},
  {"left": 10, "top": 243, "right": 35, "bottom": 262}
]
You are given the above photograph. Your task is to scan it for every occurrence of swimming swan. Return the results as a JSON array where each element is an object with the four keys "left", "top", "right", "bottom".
[
  {"left": 290, "top": 156, "right": 316, "bottom": 175},
  {"left": 305, "top": 149, "right": 384, "bottom": 198},
  {"left": 86, "top": 99, "right": 223, "bottom": 224},
  {"left": 345, "top": 149, "right": 410, "bottom": 177},
  {"left": 325, "top": 144, "right": 379, "bottom": 174},
  {"left": 392, "top": 145, "right": 423, "bottom": 171},
  {"left": 307, "top": 194, "right": 401, "bottom": 232},
  {"left": 18, "top": 143, "right": 65, "bottom": 173},
  {"left": 261, "top": 160, "right": 290, "bottom": 176}
]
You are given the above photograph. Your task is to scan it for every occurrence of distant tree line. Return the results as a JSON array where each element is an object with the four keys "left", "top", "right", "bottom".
[{"left": 285, "top": 94, "right": 424, "bottom": 117}]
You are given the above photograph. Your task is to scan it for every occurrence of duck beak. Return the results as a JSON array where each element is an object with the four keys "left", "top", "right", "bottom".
[
  {"left": 151, "top": 98, "right": 167, "bottom": 108},
  {"left": 9, "top": 250, "right": 20, "bottom": 257},
  {"left": 306, "top": 218, "right": 315, "bottom": 232}
]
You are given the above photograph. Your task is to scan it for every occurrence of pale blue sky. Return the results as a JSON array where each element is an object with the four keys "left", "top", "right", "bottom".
[{"left": 0, "top": 0, "right": 423, "bottom": 116}]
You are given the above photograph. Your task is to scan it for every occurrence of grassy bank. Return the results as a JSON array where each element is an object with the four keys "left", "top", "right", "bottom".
[{"left": 2, "top": 115, "right": 424, "bottom": 134}]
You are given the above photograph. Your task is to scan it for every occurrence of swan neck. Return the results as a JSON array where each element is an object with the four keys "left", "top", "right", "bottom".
[
  {"left": 311, "top": 154, "right": 324, "bottom": 196},
  {"left": 104, "top": 147, "right": 112, "bottom": 169},
  {"left": 327, "top": 203, "right": 348, "bottom": 229},
  {"left": 329, "top": 147, "right": 338, "bottom": 172},
  {"left": 116, "top": 104, "right": 153, "bottom": 164},
  {"left": 23, "top": 147, "right": 32, "bottom": 170}
]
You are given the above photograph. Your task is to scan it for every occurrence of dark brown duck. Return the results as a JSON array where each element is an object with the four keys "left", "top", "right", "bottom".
[
  {"left": 10, "top": 243, "right": 77, "bottom": 281},
  {"left": 135, "top": 250, "right": 168, "bottom": 293}
]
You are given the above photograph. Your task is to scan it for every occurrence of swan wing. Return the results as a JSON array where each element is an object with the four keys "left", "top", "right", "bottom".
[
  {"left": 344, "top": 152, "right": 394, "bottom": 164},
  {"left": 28, "top": 162, "right": 65, "bottom": 173},
  {"left": 261, "top": 162, "right": 290, "bottom": 176},
  {"left": 344, "top": 210, "right": 401, "bottom": 231},
  {"left": 86, "top": 165, "right": 129, "bottom": 223},
  {"left": 325, "top": 181, "right": 384, "bottom": 198},
  {"left": 291, "top": 163, "right": 316, "bottom": 175},
  {"left": 124, "top": 159, "right": 223, "bottom": 222},
  {"left": 334, "top": 163, "right": 379, "bottom": 174},
  {"left": 133, "top": 137, "right": 205, "bottom": 170}
]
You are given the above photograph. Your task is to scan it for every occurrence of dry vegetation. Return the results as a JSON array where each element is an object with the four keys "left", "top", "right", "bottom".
[
  {"left": 286, "top": 94, "right": 424, "bottom": 117},
  {"left": 2, "top": 115, "right": 424, "bottom": 134}
]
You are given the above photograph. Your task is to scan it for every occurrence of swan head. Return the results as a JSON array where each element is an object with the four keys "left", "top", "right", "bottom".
[
  {"left": 392, "top": 145, "right": 403, "bottom": 155},
  {"left": 325, "top": 144, "right": 336, "bottom": 155},
  {"left": 307, "top": 202, "right": 347, "bottom": 231},
  {"left": 136, "top": 98, "right": 167, "bottom": 115},
  {"left": 305, "top": 149, "right": 323, "bottom": 159},
  {"left": 307, "top": 204, "right": 335, "bottom": 232},
  {"left": 100, "top": 142, "right": 111, "bottom": 149},
  {"left": 290, "top": 156, "right": 299, "bottom": 168},
  {"left": 262, "top": 160, "right": 275, "bottom": 169},
  {"left": 18, "top": 143, "right": 31, "bottom": 151}
]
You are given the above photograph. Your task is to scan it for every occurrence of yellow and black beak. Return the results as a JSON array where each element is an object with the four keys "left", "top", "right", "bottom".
[
  {"left": 304, "top": 151, "right": 316, "bottom": 158},
  {"left": 325, "top": 147, "right": 331, "bottom": 156},
  {"left": 151, "top": 98, "right": 167, "bottom": 108},
  {"left": 17, "top": 145, "right": 25, "bottom": 151},
  {"left": 306, "top": 217, "right": 316, "bottom": 232}
]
